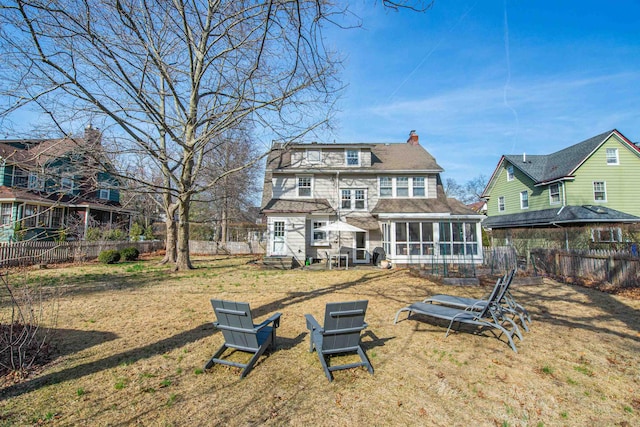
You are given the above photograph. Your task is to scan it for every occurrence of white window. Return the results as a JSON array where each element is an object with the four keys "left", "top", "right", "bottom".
[
  {"left": 396, "top": 177, "right": 409, "bottom": 197},
  {"left": 498, "top": 196, "right": 505, "bottom": 212},
  {"left": 520, "top": 191, "right": 529, "bottom": 209},
  {"left": 606, "top": 148, "right": 619, "bottom": 165},
  {"left": 507, "top": 165, "right": 514, "bottom": 181},
  {"left": 591, "top": 227, "right": 621, "bottom": 243},
  {"left": 307, "top": 149, "right": 321, "bottom": 164},
  {"left": 593, "top": 181, "right": 606, "bottom": 202},
  {"left": 99, "top": 188, "right": 110, "bottom": 200},
  {"left": 23, "top": 204, "right": 37, "bottom": 228},
  {"left": 379, "top": 177, "right": 392, "bottom": 197},
  {"left": 61, "top": 177, "right": 74, "bottom": 193},
  {"left": 297, "top": 176, "right": 312, "bottom": 197},
  {"left": 341, "top": 189, "right": 352, "bottom": 210},
  {"left": 549, "top": 183, "right": 560, "bottom": 204},
  {"left": 28, "top": 172, "right": 44, "bottom": 190},
  {"left": 1, "top": 203, "right": 12, "bottom": 226},
  {"left": 412, "top": 177, "right": 425, "bottom": 197},
  {"left": 345, "top": 149, "right": 360, "bottom": 166},
  {"left": 51, "top": 207, "right": 64, "bottom": 229},
  {"left": 341, "top": 189, "right": 366, "bottom": 210},
  {"left": 312, "top": 220, "right": 328, "bottom": 245},
  {"left": 439, "top": 222, "right": 478, "bottom": 256}
]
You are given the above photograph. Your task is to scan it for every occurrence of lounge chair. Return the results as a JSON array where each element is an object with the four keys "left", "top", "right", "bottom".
[
  {"left": 204, "top": 299, "right": 281, "bottom": 378},
  {"left": 424, "top": 269, "right": 531, "bottom": 331},
  {"left": 305, "top": 300, "right": 374, "bottom": 381},
  {"left": 394, "top": 282, "right": 523, "bottom": 352}
]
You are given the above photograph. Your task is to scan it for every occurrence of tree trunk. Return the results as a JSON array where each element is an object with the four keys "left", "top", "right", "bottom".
[
  {"left": 175, "top": 197, "right": 193, "bottom": 270},
  {"left": 160, "top": 216, "right": 177, "bottom": 265}
]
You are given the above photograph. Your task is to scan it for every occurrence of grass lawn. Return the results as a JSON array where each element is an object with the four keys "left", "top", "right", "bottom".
[{"left": 1, "top": 255, "right": 639, "bottom": 426}]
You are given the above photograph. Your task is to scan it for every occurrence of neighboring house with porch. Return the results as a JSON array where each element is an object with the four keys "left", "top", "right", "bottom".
[
  {"left": 260, "top": 131, "right": 484, "bottom": 267},
  {"left": 0, "top": 125, "right": 132, "bottom": 242},
  {"left": 482, "top": 129, "right": 640, "bottom": 244}
]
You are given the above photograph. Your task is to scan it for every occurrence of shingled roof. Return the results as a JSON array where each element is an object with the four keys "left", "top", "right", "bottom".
[
  {"left": 482, "top": 205, "right": 640, "bottom": 229},
  {"left": 502, "top": 129, "right": 632, "bottom": 184}
]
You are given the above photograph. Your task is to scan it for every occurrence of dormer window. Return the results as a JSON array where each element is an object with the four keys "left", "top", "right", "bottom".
[
  {"left": 346, "top": 149, "right": 360, "bottom": 166},
  {"left": 99, "top": 188, "right": 110, "bottom": 200},
  {"left": 28, "top": 172, "right": 44, "bottom": 191},
  {"left": 307, "top": 149, "right": 321, "bottom": 164},
  {"left": 61, "top": 177, "right": 75, "bottom": 194}
]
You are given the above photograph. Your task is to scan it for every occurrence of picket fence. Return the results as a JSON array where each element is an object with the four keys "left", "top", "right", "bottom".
[
  {"left": 530, "top": 248, "right": 639, "bottom": 289},
  {"left": 0, "top": 240, "right": 165, "bottom": 268}
]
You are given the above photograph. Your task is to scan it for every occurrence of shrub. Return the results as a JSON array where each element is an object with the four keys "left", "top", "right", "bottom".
[
  {"left": 98, "top": 249, "right": 121, "bottom": 264},
  {"left": 120, "top": 247, "right": 140, "bottom": 261}
]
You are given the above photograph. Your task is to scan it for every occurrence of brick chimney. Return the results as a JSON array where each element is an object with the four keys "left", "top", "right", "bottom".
[
  {"left": 407, "top": 130, "right": 419, "bottom": 146},
  {"left": 84, "top": 124, "right": 101, "bottom": 145}
]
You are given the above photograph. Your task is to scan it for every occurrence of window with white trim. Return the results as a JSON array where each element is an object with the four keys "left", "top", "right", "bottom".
[
  {"left": 28, "top": 172, "right": 44, "bottom": 190},
  {"left": 520, "top": 191, "right": 529, "bottom": 209},
  {"left": 507, "top": 165, "right": 514, "bottom": 181},
  {"left": 439, "top": 222, "right": 478, "bottom": 256},
  {"left": 395, "top": 222, "right": 435, "bottom": 256},
  {"left": 312, "top": 220, "right": 328, "bottom": 245},
  {"left": 51, "top": 207, "right": 64, "bottom": 229},
  {"left": 341, "top": 189, "right": 366, "bottom": 210},
  {"left": 345, "top": 149, "right": 360, "bottom": 166},
  {"left": 23, "top": 204, "right": 37, "bottom": 228},
  {"left": 379, "top": 177, "right": 392, "bottom": 197},
  {"left": 606, "top": 148, "right": 619, "bottom": 165},
  {"left": 498, "top": 196, "right": 505, "bottom": 212},
  {"left": 549, "top": 183, "right": 560, "bottom": 204},
  {"left": 396, "top": 177, "right": 409, "bottom": 197},
  {"left": 61, "top": 177, "right": 74, "bottom": 194},
  {"left": 99, "top": 188, "right": 110, "bottom": 200},
  {"left": 307, "top": 149, "right": 321, "bottom": 164},
  {"left": 591, "top": 227, "right": 621, "bottom": 243},
  {"left": 593, "top": 181, "right": 606, "bottom": 201},
  {"left": 1, "top": 203, "right": 12, "bottom": 226},
  {"left": 297, "top": 176, "right": 312, "bottom": 197},
  {"left": 412, "top": 177, "right": 425, "bottom": 197}
]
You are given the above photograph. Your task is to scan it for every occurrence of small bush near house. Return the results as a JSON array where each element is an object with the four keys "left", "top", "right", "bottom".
[
  {"left": 120, "top": 247, "right": 140, "bottom": 261},
  {"left": 98, "top": 249, "right": 121, "bottom": 264}
]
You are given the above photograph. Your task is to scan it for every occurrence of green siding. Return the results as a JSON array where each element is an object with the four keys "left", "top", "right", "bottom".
[
  {"left": 486, "top": 161, "right": 563, "bottom": 216},
  {"left": 565, "top": 135, "right": 640, "bottom": 216}
]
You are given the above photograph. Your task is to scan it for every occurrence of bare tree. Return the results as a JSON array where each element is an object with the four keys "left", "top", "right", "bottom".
[
  {"left": 444, "top": 174, "right": 488, "bottom": 205},
  {"left": 0, "top": 0, "right": 345, "bottom": 270}
]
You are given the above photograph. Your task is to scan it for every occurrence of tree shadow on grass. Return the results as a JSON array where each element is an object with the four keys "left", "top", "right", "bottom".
[
  {"left": 512, "top": 282, "right": 640, "bottom": 345},
  {"left": 0, "top": 323, "right": 211, "bottom": 400}
]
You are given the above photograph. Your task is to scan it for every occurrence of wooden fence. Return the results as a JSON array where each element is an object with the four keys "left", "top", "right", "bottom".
[
  {"left": 530, "top": 248, "right": 639, "bottom": 289},
  {"left": 0, "top": 240, "right": 165, "bottom": 268},
  {"left": 482, "top": 246, "right": 518, "bottom": 273},
  {"left": 189, "top": 240, "right": 265, "bottom": 255}
]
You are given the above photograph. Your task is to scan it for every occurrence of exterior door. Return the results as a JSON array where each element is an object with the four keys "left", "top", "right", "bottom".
[
  {"left": 272, "top": 221, "right": 286, "bottom": 255},
  {"left": 354, "top": 231, "right": 369, "bottom": 263}
]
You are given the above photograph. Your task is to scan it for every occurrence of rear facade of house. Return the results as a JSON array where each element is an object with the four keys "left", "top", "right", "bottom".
[{"left": 260, "top": 131, "right": 484, "bottom": 267}]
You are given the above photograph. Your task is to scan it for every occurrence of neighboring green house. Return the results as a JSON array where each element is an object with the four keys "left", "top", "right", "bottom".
[
  {"left": 0, "top": 126, "right": 132, "bottom": 242},
  {"left": 482, "top": 129, "right": 640, "bottom": 243}
]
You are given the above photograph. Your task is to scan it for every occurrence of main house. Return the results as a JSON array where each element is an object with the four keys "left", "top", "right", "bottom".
[
  {"left": 0, "top": 126, "right": 131, "bottom": 242},
  {"left": 482, "top": 129, "right": 640, "bottom": 242},
  {"left": 260, "top": 131, "right": 484, "bottom": 267}
]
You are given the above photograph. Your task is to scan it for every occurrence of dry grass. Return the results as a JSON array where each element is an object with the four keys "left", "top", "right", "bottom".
[{"left": 1, "top": 255, "right": 639, "bottom": 426}]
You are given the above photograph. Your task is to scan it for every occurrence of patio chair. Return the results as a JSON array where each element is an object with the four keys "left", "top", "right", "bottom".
[
  {"left": 394, "top": 281, "right": 523, "bottom": 352},
  {"left": 423, "top": 269, "right": 531, "bottom": 331},
  {"left": 204, "top": 299, "right": 282, "bottom": 378},
  {"left": 305, "top": 300, "right": 374, "bottom": 382}
]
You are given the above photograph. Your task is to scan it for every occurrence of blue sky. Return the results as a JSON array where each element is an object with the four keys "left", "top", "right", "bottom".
[{"left": 323, "top": 1, "right": 640, "bottom": 183}]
